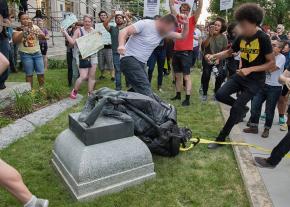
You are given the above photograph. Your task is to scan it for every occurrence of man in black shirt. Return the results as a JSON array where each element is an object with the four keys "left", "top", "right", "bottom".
[
  {"left": 205, "top": 3, "right": 276, "bottom": 149},
  {"left": 0, "top": 0, "right": 10, "bottom": 90}
]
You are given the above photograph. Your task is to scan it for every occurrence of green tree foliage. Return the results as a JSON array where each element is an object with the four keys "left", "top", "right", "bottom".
[{"left": 208, "top": 0, "right": 290, "bottom": 29}]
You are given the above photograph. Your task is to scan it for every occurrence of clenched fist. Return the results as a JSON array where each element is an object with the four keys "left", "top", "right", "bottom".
[{"left": 117, "top": 45, "right": 126, "bottom": 55}]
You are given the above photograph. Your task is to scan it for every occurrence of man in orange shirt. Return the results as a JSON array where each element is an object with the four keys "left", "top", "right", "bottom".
[{"left": 169, "top": 0, "right": 203, "bottom": 106}]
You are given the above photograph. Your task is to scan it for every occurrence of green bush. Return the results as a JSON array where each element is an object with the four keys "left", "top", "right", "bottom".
[
  {"left": 44, "top": 82, "right": 67, "bottom": 101},
  {"left": 31, "top": 88, "right": 47, "bottom": 105},
  {"left": 14, "top": 91, "right": 33, "bottom": 115},
  {"left": 48, "top": 59, "right": 67, "bottom": 70},
  {"left": 0, "top": 117, "right": 12, "bottom": 128}
]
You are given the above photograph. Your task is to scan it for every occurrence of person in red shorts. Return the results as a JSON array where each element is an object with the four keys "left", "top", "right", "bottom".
[{"left": 169, "top": 0, "right": 203, "bottom": 106}]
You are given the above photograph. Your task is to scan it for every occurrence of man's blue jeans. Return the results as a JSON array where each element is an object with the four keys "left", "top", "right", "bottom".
[
  {"left": 147, "top": 47, "right": 166, "bottom": 87},
  {"left": 0, "top": 38, "right": 10, "bottom": 87},
  {"left": 249, "top": 84, "right": 282, "bottom": 129},
  {"left": 121, "top": 56, "right": 152, "bottom": 97},
  {"left": 113, "top": 52, "right": 121, "bottom": 90}
]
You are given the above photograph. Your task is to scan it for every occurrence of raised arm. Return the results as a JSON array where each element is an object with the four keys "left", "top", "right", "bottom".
[
  {"left": 0, "top": 53, "right": 9, "bottom": 76},
  {"left": 124, "top": 12, "right": 133, "bottom": 26},
  {"left": 103, "top": 10, "right": 115, "bottom": 31},
  {"left": 62, "top": 28, "right": 80, "bottom": 46},
  {"left": 169, "top": 0, "right": 178, "bottom": 16},
  {"left": 192, "top": 0, "right": 203, "bottom": 21},
  {"left": 167, "top": 15, "right": 189, "bottom": 39},
  {"left": 117, "top": 25, "right": 138, "bottom": 55}
]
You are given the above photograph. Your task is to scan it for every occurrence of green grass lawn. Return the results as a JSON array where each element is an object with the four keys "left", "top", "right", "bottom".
[{"left": 0, "top": 68, "right": 249, "bottom": 207}]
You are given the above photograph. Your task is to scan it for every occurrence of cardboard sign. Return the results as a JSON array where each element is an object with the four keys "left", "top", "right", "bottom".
[
  {"left": 143, "top": 0, "right": 160, "bottom": 17},
  {"left": 174, "top": 0, "right": 196, "bottom": 12},
  {"left": 220, "top": 0, "right": 234, "bottom": 11},
  {"left": 95, "top": 23, "right": 112, "bottom": 45},
  {"left": 60, "top": 14, "right": 78, "bottom": 30},
  {"left": 76, "top": 31, "right": 104, "bottom": 59}
]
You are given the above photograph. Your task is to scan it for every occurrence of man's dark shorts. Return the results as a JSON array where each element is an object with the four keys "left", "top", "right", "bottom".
[{"left": 172, "top": 51, "right": 193, "bottom": 75}]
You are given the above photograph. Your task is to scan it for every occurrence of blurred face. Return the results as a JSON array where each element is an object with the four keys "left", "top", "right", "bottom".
[
  {"left": 232, "top": 25, "right": 241, "bottom": 38},
  {"left": 272, "top": 40, "right": 282, "bottom": 55},
  {"left": 180, "top": 5, "right": 190, "bottom": 16},
  {"left": 115, "top": 15, "right": 124, "bottom": 26},
  {"left": 38, "top": 20, "right": 44, "bottom": 28},
  {"left": 238, "top": 20, "right": 257, "bottom": 37},
  {"left": 276, "top": 26, "right": 283, "bottom": 34},
  {"left": 157, "top": 20, "right": 175, "bottom": 36},
  {"left": 20, "top": 14, "right": 29, "bottom": 26},
  {"left": 83, "top": 17, "right": 92, "bottom": 29},
  {"left": 214, "top": 20, "right": 222, "bottom": 34},
  {"left": 99, "top": 13, "right": 107, "bottom": 22},
  {"left": 288, "top": 32, "right": 290, "bottom": 40},
  {"left": 283, "top": 44, "right": 290, "bottom": 53}
]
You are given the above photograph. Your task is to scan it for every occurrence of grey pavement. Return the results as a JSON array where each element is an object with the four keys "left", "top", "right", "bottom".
[{"left": 221, "top": 102, "right": 290, "bottom": 207}]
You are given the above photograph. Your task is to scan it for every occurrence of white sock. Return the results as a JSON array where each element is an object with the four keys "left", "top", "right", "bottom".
[{"left": 24, "top": 195, "right": 37, "bottom": 207}]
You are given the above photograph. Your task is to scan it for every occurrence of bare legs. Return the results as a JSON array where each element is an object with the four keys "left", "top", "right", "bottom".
[
  {"left": 175, "top": 73, "right": 183, "bottom": 94},
  {"left": 0, "top": 159, "right": 32, "bottom": 205},
  {"left": 74, "top": 64, "right": 97, "bottom": 94},
  {"left": 184, "top": 74, "right": 192, "bottom": 95},
  {"left": 88, "top": 65, "right": 97, "bottom": 93},
  {"left": 25, "top": 75, "right": 45, "bottom": 88}
]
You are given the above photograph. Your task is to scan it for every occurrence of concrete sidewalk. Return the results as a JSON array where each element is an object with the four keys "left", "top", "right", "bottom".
[{"left": 221, "top": 103, "right": 290, "bottom": 207}]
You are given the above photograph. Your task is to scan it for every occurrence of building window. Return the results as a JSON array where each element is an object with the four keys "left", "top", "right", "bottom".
[
  {"left": 60, "top": 4, "right": 64, "bottom": 12},
  {"left": 86, "top": 0, "right": 89, "bottom": 14}
]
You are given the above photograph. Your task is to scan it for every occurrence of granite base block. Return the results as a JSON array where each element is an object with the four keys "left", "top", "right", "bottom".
[
  {"left": 69, "top": 113, "right": 134, "bottom": 146},
  {"left": 52, "top": 129, "right": 155, "bottom": 201}
]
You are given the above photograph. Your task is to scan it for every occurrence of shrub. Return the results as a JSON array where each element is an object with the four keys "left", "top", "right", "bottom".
[
  {"left": 31, "top": 88, "right": 47, "bottom": 105},
  {"left": 44, "top": 82, "right": 67, "bottom": 101},
  {"left": 14, "top": 91, "right": 33, "bottom": 115},
  {"left": 48, "top": 59, "right": 67, "bottom": 70}
]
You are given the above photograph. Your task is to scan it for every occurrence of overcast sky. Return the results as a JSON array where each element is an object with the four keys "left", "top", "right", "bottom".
[{"left": 198, "top": 0, "right": 210, "bottom": 24}]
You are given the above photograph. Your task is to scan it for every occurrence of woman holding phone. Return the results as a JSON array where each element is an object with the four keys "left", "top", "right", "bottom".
[{"left": 13, "top": 11, "right": 46, "bottom": 88}]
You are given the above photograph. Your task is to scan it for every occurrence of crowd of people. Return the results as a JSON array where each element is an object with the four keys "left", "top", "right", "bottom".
[{"left": 1, "top": 0, "right": 290, "bottom": 205}]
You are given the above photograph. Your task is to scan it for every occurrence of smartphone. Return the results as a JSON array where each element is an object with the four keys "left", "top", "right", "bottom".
[{"left": 115, "top": 11, "right": 123, "bottom": 15}]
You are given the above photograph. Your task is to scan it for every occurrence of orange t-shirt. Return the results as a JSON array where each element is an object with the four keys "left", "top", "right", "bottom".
[{"left": 174, "top": 16, "right": 196, "bottom": 51}]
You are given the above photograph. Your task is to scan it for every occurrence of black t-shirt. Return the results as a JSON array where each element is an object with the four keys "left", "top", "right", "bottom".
[{"left": 232, "top": 30, "right": 273, "bottom": 82}]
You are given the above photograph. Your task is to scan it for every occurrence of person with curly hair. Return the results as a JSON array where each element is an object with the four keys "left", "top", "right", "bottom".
[
  {"left": 206, "top": 3, "right": 276, "bottom": 149},
  {"left": 201, "top": 17, "right": 228, "bottom": 102}
]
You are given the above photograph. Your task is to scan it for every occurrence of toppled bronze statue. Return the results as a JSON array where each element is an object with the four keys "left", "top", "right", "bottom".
[{"left": 78, "top": 87, "right": 194, "bottom": 157}]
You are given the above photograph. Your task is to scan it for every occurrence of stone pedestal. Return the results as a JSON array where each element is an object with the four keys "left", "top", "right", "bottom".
[{"left": 52, "top": 114, "right": 155, "bottom": 201}]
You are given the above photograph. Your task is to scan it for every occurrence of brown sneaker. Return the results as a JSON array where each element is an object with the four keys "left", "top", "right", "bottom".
[
  {"left": 261, "top": 128, "right": 270, "bottom": 138},
  {"left": 243, "top": 127, "right": 258, "bottom": 134}
]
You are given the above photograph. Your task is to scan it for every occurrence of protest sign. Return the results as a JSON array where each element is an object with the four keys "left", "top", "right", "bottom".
[
  {"left": 143, "top": 0, "right": 160, "bottom": 17},
  {"left": 60, "top": 14, "right": 78, "bottom": 30},
  {"left": 76, "top": 31, "right": 104, "bottom": 59},
  {"left": 174, "top": 0, "right": 196, "bottom": 12},
  {"left": 220, "top": 0, "right": 234, "bottom": 11},
  {"left": 95, "top": 23, "right": 112, "bottom": 45}
]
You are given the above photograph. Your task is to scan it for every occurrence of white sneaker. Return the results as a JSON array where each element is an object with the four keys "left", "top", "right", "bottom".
[{"left": 34, "top": 199, "right": 49, "bottom": 207}]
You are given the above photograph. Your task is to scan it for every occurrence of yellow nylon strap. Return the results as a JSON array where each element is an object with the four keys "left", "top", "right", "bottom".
[{"left": 179, "top": 137, "right": 290, "bottom": 159}]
